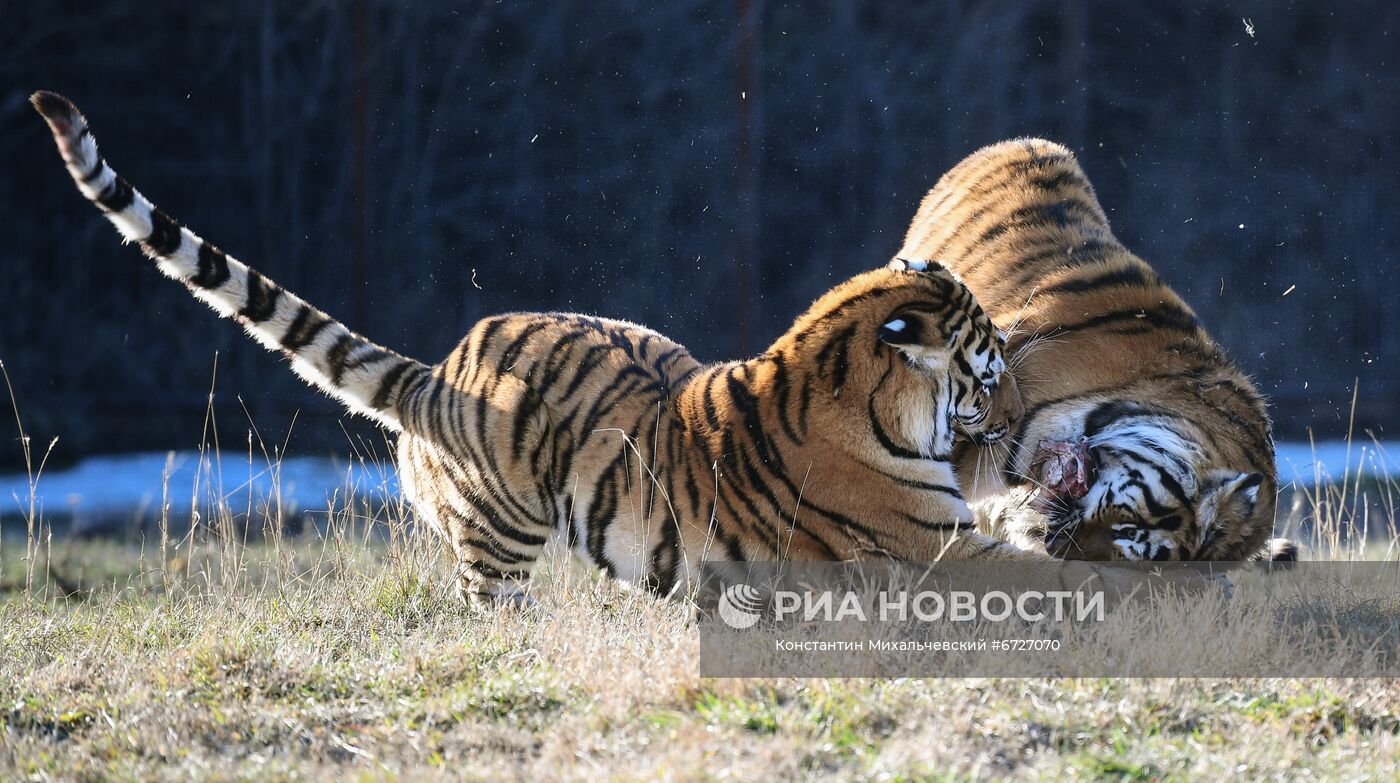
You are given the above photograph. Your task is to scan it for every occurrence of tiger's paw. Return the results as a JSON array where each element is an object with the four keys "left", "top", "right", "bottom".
[
  {"left": 1030, "top": 436, "right": 1096, "bottom": 512},
  {"left": 457, "top": 577, "right": 539, "bottom": 611}
]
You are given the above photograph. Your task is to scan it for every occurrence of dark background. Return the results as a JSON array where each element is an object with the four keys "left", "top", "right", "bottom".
[{"left": 2, "top": 1, "right": 1396, "bottom": 469}]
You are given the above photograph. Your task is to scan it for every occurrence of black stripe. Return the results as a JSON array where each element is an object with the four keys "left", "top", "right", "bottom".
[
  {"left": 866, "top": 373, "right": 924, "bottom": 460},
  {"left": 325, "top": 334, "right": 358, "bottom": 385},
  {"left": 1041, "top": 265, "right": 1150, "bottom": 296},
  {"left": 768, "top": 355, "right": 804, "bottom": 444},
  {"left": 726, "top": 370, "right": 785, "bottom": 473},
  {"left": 906, "top": 481, "right": 963, "bottom": 499},
  {"left": 144, "top": 209, "right": 182, "bottom": 257},
  {"left": 193, "top": 242, "right": 231, "bottom": 288},
  {"left": 721, "top": 429, "right": 832, "bottom": 555},
  {"left": 793, "top": 286, "right": 904, "bottom": 337},
  {"left": 646, "top": 527, "right": 680, "bottom": 598},
  {"left": 509, "top": 386, "right": 547, "bottom": 462},
  {"left": 281, "top": 305, "right": 332, "bottom": 349},
  {"left": 465, "top": 527, "right": 533, "bottom": 568},
  {"left": 1082, "top": 400, "right": 1158, "bottom": 439},
  {"left": 815, "top": 323, "right": 857, "bottom": 392},
  {"left": 926, "top": 152, "right": 1085, "bottom": 255},
  {"left": 238, "top": 270, "right": 282, "bottom": 323},
  {"left": 971, "top": 198, "right": 1098, "bottom": 249},
  {"left": 585, "top": 457, "right": 624, "bottom": 576},
  {"left": 94, "top": 176, "right": 134, "bottom": 212},
  {"left": 723, "top": 535, "right": 747, "bottom": 562},
  {"left": 712, "top": 424, "right": 844, "bottom": 559},
  {"left": 469, "top": 560, "right": 531, "bottom": 583},
  {"left": 79, "top": 158, "right": 105, "bottom": 183},
  {"left": 577, "top": 370, "right": 660, "bottom": 448},
  {"left": 1103, "top": 446, "right": 1191, "bottom": 515},
  {"left": 953, "top": 351, "right": 975, "bottom": 379},
  {"left": 1029, "top": 168, "right": 1089, "bottom": 192},
  {"left": 986, "top": 238, "right": 1115, "bottom": 301},
  {"left": 559, "top": 344, "right": 613, "bottom": 402},
  {"left": 497, "top": 321, "right": 552, "bottom": 375},
  {"left": 370, "top": 360, "right": 414, "bottom": 410},
  {"left": 902, "top": 513, "right": 976, "bottom": 531},
  {"left": 1049, "top": 305, "right": 1199, "bottom": 337}
]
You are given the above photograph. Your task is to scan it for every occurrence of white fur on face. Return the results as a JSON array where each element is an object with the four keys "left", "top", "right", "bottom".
[
  {"left": 896, "top": 344, "right": 948, "bottom": 374},
  {"left": 1070, "top": 418, "right": 1204, "bottom": 558},
  {"left": 949, "top": 324, "right": 1006, "bottom": 427},
  {"left": 1111, "top": 524, "right": 1177, "bottom": 560},
  {"left": 891, "top": 345, "right": 955, "bottom": 457},
  {"left": 1087, "top": 420, "right": 1203, "bottom": 496}
]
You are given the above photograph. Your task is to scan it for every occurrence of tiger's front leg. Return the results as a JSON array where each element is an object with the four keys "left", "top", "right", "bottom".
[
  {"left": 925, "top": 517, "right": 1229, "bottom": 604},
  {"left": 970, "top": 486, "right": 1048, "bottom": 552},
  {"left": 927, "top": 531, "right": 1054, "bottom": 561},
  {"left": 900, "top": 509, "right": 1052, "bottom": 562}
]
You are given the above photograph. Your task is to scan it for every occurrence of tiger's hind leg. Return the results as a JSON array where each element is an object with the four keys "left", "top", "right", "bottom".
[
  {"left": 399, "top": 436, "right": 553, "bottom": 609},
  {"left": 445, "top": 515, "right": 549, "bottom": 609},
  {"left": 417, "top": 483, "right": 555, "bottom": 609}
]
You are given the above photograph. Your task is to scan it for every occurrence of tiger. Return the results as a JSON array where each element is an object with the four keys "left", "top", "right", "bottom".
[
  {"left": 32, "top": 91, "right": 1051, "bottom": 606},
  {"left": 898, "top": 138, "right": 1297, "bottom": 563}
]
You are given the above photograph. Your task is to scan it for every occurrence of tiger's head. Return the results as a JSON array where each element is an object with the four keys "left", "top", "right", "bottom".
[
  {"left": 878, "top": 258, "right": 1023, "bottom": 448},
  {"left": 1029, "top": 401, "right": 1279, "bottom": 562},
  {"left": 775, "top": 257, "right": 1018, "bottom": 459}
]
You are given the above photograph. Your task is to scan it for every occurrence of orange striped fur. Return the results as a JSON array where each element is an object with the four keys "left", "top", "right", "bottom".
[
  {"left": 32, "top": 92, "right": 1048, "bottom": 606},
  {"left": 900, "top": 139, "right": 1290, "bottom": 562}
]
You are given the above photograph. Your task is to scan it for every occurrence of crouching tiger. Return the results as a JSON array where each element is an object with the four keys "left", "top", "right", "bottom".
[{"left": 33, "top": 91, "right": 1052, "bottom": 606}]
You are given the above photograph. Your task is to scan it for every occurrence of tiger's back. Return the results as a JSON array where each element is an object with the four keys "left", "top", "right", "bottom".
[{"left": 900, "top": 139, "right": 1280, "bottom": 561}]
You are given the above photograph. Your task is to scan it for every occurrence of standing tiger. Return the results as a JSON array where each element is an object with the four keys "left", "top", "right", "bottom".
[
  {"left": 899, "top": 138, "right": 1296, "bottom": 562},
  {"left": 32, "top": 91, "right": 1046, "bottom": 606}
]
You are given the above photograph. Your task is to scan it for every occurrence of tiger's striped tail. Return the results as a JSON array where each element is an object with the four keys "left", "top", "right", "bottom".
[{"left": 31, "top": 91, "right": 431, "bottom": 431}]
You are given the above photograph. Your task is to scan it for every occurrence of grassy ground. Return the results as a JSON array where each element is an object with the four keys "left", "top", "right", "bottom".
[
  {"left": 4, "top": 535, "right": 1400, "bottom": 782},
  {"left": 4, "top": 488, "right": 1400, "bottom": 782},
  {"left": 2, "top": 379, "right": 1399, "bottom": 779}
]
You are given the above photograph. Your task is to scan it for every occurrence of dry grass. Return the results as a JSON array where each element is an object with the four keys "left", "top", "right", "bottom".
[
  {"left": 5, "top": 531, "right": 1400, "bottom": 782},
  {"left": 3, "top": 373, "right": 1400, "bottom": 779}
]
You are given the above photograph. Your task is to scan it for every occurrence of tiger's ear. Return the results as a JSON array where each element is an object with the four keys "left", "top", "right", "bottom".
[
  {"left": 888, "top": 257, "right": 933, "bottom": 272},
  {"left": 888, "top": 256, "right": 957, "bottom": 282},
  {"left": 1216, "top": 471, "right": 1265, "bottom": 521},
  {"left": 878, "top": 314, "right": 925, "bottom": 345}
]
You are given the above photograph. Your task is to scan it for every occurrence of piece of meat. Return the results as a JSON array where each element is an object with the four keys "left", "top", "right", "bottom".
[{"left": 1030, "top": 437, "right": 1096, "bottom": 513}]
